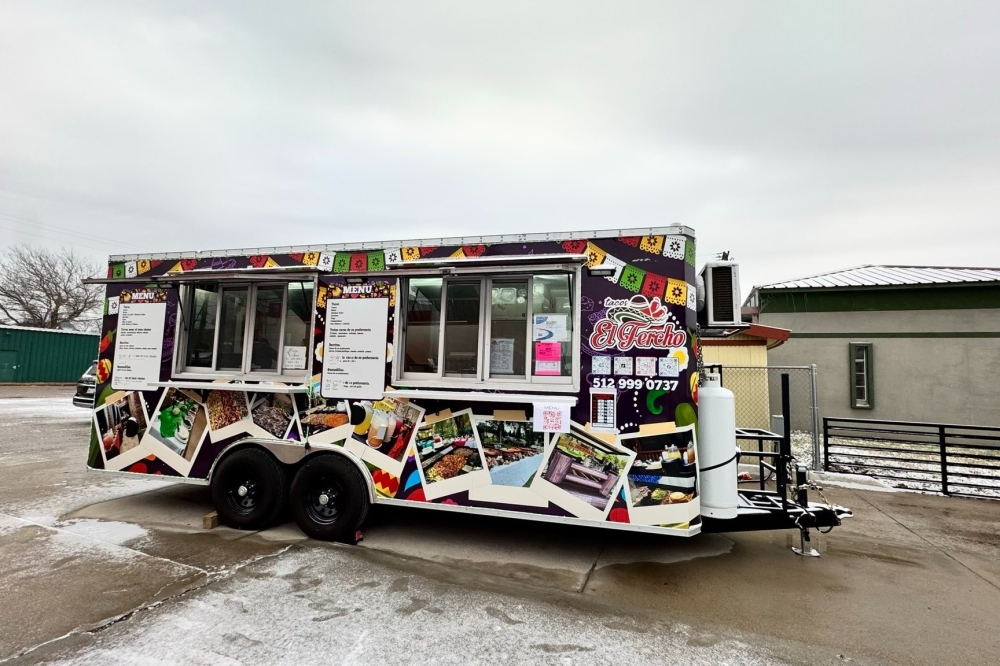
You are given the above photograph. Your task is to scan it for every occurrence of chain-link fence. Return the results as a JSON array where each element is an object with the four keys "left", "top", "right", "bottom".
[{"left": 703, "top": 364, "right": 820, "bottom": 470}]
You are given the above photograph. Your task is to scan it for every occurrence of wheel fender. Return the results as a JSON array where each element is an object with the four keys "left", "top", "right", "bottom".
[
  {"left": 206, "top": 438, "right": 376, "bottom": 504},
  {"left": 300, "top": 448, "right": 376, "bottom": 504},
  {"left": 206, "top": 438, "right": 278, "bottom": 484}
]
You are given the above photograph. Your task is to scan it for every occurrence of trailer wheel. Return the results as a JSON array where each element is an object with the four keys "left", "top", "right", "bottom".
[
  {"left": 290, "top": 455, "right": 369, "bottom": 541},
  {"left": 211, "top": 448, "right": 287, "bottom": 530}
]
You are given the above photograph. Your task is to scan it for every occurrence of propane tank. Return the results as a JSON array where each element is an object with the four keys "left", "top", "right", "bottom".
[{"left": 698, "top": 373, "right": 738, "bottom": 519}]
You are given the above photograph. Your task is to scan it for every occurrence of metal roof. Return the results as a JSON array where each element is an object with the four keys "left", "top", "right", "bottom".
[
  {"left": 0, "top": 323, "right": 99, "bottom": 336},
  {"left": 700, "top": 323, "right": 790, "bottom": 349},
  {"left": 756, "top": 265, "right": 1000, "bottom": 290}
]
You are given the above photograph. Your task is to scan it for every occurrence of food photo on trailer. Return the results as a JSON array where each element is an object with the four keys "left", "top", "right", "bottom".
[{"left": 80, "top": 227, "right": 850, "bottom": 553}]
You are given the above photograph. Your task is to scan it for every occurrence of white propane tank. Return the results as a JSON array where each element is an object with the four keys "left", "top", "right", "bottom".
[{"left": 698, "top": 373, "right": 738, "bottom": 519}]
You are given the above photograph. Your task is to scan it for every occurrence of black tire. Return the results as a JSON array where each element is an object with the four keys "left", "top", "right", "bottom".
[
  {"left": 290, "top": 455, "right": 370, "bottom": 541},
  {"left": 211, "top": 448, "right": 287, "bottom": 530}
]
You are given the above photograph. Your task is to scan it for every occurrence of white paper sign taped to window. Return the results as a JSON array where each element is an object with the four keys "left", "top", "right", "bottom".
[
  {"left": 533, "top": 403, "right": 570, "bottom": 433},
  {"left": 534, "top": 360, "right": 561, "bottom": 375},
  {"left": 282, "top": 345, "right": 307, "bottom": 371},
  {"left": 533, "top": 314, "right": 568, "bottom": 342},
  {"left": 490, "top": 338, "right": 515, "bottom": 375},
  {"left": 321, "top": 298, "right": 389, "bottom": 400}
]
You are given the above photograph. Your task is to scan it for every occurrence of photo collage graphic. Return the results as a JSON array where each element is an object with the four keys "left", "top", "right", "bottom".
[{"left": 89, "top": 231, "right": 702, "bottom": 530}]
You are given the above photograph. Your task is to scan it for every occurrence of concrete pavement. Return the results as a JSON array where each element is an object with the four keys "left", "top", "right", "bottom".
[{"left": 2, "top": 386, "right": 999, "bottom": 665}]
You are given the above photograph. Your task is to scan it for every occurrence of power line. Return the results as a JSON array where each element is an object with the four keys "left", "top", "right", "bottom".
[
  {"left": 0, "top": 213, "right": 144, "bottom": 252},
  {"left": 0, "top": 222, "right": 119, "bottom": 254},
  {"left": 0, "top": 211, "right": 145, "bottom": 252},
  {"left": 0, "top": 218, "right": 143, "bottom": 253}
]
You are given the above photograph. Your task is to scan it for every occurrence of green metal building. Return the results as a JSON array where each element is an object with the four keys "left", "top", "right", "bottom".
[{"left": 0, "top": 325, "right": 99, "bottom": 383}]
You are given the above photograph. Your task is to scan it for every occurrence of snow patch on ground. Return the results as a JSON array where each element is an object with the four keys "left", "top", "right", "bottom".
[
  {"left": 0, "top": 398, "right": 93, "bottom": 423},
  {"left": 3, "top": 476, "right": 173, "bottom": 532},
  {"left": 790, "top": 431, "right": 814, "bottom": 467},
  {"left": 0, "top": 476, "right": 170, "bottom": 545},
  {"left": 0, "top": 516, "right": 149, "bottom": 557},
  {"left": 737, "top": 431, "right": 816, "bottom": 484},
  {"left": 46, "top": 524, "right": 149, "bottom": 561},
  {"left": 0, "top": 513, "right": 22, "bottom": 536},
  {"left": 810, "top": 471, "right": 902, "bottom": 493},
  {"left": 57, "top": 519, "right": 149, "bottom": 546},
  {"left": 1, "top": 519, "right": 152, "bottom": 601},
  {"left": 825, "top": 435, "right": 1000, "bottom": 499},
  {"left": 45, "top": 547, "right": 785, "bottom": 666}
]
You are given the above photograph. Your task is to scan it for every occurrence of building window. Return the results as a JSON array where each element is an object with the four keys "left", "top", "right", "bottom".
[
  {"left": 398, "top": 273, "right": 576, "bottom": 388},
  {"left": 849, "top": 343, "right": 873, "bottom": 409},
  {"left": 178, "top": 280, "right": 314, "bottom": 377}
]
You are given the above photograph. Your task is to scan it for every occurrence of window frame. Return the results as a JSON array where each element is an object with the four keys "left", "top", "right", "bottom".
[
  {"left": 214, "top": 284, "right": 252, "bottom": 372},
  {"left": 483, "top": 276, "right": 531, "bottom": 382},
  {"left": 849, "top": 342, "right": 874, "bottom": 409},
  {"left": 441, "top": 277, "right": 485, "bottom": 379},
  {"left": 392, "top": 265, "right": 581, "bottom": 393},
  {"left": 172, "top": 277, "right": 317, "bottom": 381}
]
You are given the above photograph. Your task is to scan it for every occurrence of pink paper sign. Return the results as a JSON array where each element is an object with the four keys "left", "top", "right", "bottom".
[
  {"left": 535, "top": 342, "right": 562, "bottom": 361},
  {"left": 535, "top": 342, "right": 562, "bottom": 376}
]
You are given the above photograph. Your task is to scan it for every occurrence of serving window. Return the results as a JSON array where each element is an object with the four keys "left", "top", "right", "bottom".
[
  {"left": 397, "top": 272, "right": 577, "bottom": 389},
  {"left": 176, "top": 280, "right": 315, "bottom": 378}
]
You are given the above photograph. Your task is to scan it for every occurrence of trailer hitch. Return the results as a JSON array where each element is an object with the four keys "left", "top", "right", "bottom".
[{"left": 788, "top": 464, "right": 853, "bottom": 557}]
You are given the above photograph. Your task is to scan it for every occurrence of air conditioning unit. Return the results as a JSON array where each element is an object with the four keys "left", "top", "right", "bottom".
[{"left": 697, "top": 261, "right": 744, "bottom": 329}]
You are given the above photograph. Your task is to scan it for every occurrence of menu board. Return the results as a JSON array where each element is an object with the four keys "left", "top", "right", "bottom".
[
  {"left": 321, "top": 298, "right": 389, "bottom": 400},
  {"left": 112, "top": 302, "right": 167, "bottom": 390}
]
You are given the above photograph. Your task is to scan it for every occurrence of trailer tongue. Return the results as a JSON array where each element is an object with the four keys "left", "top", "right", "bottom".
[{"left": 83, "top": 227, "right": 848, "bottom": 553}]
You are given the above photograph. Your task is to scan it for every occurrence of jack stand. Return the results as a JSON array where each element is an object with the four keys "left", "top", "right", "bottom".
[{"left": 792, "top": 526, "right": 820, "bottom": 557}]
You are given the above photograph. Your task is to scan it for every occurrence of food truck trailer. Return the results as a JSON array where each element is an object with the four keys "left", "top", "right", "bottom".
[{"left": 85, "top": 227, "right": 849, "bottom": 554}]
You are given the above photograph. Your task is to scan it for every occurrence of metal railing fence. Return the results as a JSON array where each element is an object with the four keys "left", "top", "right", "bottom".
[{"left": 823, "top": 417, "right": 1000, "bottom": 499}]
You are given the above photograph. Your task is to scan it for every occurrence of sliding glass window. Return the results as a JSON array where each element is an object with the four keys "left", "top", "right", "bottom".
[
  {"left": 178, "top": 280, "right": 314, "bottom": 376},
  {"left": 399, "top": 273, "right": 576, "bottom": 387},
  {"left": 185, "top": 284, "right": 219, "bottom": 368}
]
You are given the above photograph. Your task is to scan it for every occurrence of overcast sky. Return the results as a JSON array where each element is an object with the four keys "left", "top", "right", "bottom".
[{"left": 1, "top": 1, "right": 998, "bottom": 292}]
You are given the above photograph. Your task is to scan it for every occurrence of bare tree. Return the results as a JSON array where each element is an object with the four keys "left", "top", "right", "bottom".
[{"left": 0, "top": 246, "right": 103, "bottom": 329}]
